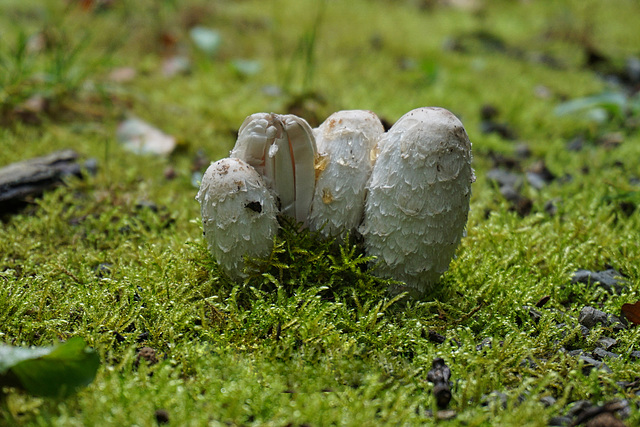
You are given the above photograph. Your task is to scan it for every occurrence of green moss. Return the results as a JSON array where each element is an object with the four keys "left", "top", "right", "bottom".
[{"left": 1, "top": 0, "right": 640, "bottom": 425}]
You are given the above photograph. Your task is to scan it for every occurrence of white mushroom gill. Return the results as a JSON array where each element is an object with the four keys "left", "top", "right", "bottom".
[
  {"left": 196, "top": 158, "right": 278, "bottom": 279},
  {"left": 309, "top": 110, "right": 384, "bottom": 239},
  {"left": 361, "top": 107, "right": 475, "bottom": 294},
  {"left": 230, "top": 113, "right": 317, "bottom": 226}
]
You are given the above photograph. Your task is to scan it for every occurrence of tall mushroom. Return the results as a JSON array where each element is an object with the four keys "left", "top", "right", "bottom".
[
  {"left": 361, "top": 107, "right": 475, "bottom": 294},
  {"left": 230, "top": 113, "right": 317, "bottom": 226},
  {"left": 196, "top": 158, "right": 279, "bottom": 279},
  {"left": 309, "top": 110, "right": 384, "bottom": 239}
]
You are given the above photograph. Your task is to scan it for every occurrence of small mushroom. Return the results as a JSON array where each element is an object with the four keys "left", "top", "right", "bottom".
[
  {"left": 230, "top": 113, "right": 317, "bottom": 226},
  {"left": 308, "top": 110, "right": 384, "bottom": 239},
  {"left": 196, "top": 158, "right": 278, "bottom": 279},
  {"left": 361, "top": 107, "right": 475, "bottom": 294}
]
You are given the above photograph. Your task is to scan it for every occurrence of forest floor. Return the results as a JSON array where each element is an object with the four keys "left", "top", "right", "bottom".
[{"left": 1, "top": 0, "right": 640, "bottom": 425}]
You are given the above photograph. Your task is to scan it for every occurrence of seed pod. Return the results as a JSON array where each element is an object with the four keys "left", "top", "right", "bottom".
[
  {"left": 196, "top": 158, "right": 278, "bottom": 279},
  {"left": 309, "top": 110, "right": 384, "bottom": 239},
  {"left": 230, "top": 113, "right": 316, "bottom": 226},
  {"left": 361, "top": 107, "right": 475, "bottom": 294}
]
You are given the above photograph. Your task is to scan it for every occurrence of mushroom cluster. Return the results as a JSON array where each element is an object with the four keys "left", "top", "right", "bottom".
[{"left": 196, "top": 107, "right": 475, "bottom": 295}]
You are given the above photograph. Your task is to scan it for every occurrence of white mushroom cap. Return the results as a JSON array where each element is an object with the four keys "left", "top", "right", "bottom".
[
  {"left": 309, "top": 110, "right": 384, "bottom": 239},
  {"left": 230, "top": 113, "right": 316, "bottom": 226},
  {"left": 196, "top": 158, "right": 279, "bottom": 279},
  {"left": 361, "top": 107, "right": 475, "bottom": 293}
]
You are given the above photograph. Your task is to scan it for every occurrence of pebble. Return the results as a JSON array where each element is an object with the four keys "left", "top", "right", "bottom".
[
  {"left": 580, "top": 355, "right": 612, "bottom": 374},
  {"left": 540, "top": 396, "right": 557, "bottom": 407},
  {"left": 578, "top": 306, "right": 626, "bottom": 332},
  {"left": 548, "top": 415, "right": 572, "bottom": 426},
  {"left": 572, "top": 269, "right": 628, "bottom": 294},
  {"left": 481, "top": 391, "right": 508, "bottom": 409},
  {"left": 523, "top": 305, "right": 542, "bottom": 323},
  {"left": 487, "top": 168, "right": 522, "bottom": 190},
  {"left": 597, "top": 336, "right": 617, "bottom": 350},
  {"left": 579, "top": 306, "right": 611, "bottom": 329},
  {"left": 593, "top": 347, "right": 620, "bottom": 361},
  {"left": 476, "top": 338, "right": 492, "bottom": 352}
]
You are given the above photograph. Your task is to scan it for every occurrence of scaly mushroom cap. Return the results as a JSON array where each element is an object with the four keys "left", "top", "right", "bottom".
[
  {"left": 196, "top": 158, "right": 279, "bottom": 279},
  {"left": 361, "top": 107, "right": 475, "bottom": 294},
  {"left": 309, "top": 110, "right": 384, "bottom": 239},
  {"left": 230, "top": 113, "right": 316, "bottom": 226}
]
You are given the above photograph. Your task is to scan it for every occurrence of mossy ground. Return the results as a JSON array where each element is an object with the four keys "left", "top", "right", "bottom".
[{"left": 1, "top": 0, "right": 640, "bottom": 425}]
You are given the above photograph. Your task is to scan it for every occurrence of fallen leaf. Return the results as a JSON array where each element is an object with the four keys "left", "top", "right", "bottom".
[
  {"left": 0, "top": 337, "right": 100, "bottom": 397},
  {"left": 117, "top": 118, "right": 176, "bottom": 156},
  {"left": 621, "top": 301, "right": 640, "bottom": 326}
]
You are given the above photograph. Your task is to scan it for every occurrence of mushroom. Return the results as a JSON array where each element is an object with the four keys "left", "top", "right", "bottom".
[
  {"left": 196, "top": 157, "right": 279, "bottom": 279},
  {"left": 308, "top": 110, "right": 384, "bottom": 239},
  {"left": 361, "top": 107, "right": 475, "bottom": 294},
  {"left": 230, "top": 113, "right": 317, "bottom": 226}
]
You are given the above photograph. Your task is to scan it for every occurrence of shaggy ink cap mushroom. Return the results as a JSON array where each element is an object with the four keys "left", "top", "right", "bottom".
[
  {"left": 196, "top": 158, "right": 278, "bottom": 279},
  {"left": 309, "top": 110, "right": 384, "bottom": 239},
  {"left": 362, "top": 107, "right": 475, "bottom": 295},
  {"left": 230, "top": 113, "right": 317, "bottom": 226}
]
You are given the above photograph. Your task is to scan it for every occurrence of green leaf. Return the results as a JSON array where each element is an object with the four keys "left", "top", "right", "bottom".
[
  {"left": 0, "top": 337, "right": 100, "bottom": 398},
  {"left": 554, "top": 92, "right": 628, "bottom": 122}
]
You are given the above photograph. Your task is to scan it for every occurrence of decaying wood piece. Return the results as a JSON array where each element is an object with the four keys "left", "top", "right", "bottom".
[{"left": 0, "top": 149, "right": 82, "bottom": 212}]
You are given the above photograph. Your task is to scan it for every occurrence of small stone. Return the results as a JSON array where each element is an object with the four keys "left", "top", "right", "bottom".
[
  {"left": 579, "top": 306, "right": 611, "bottom": 329},
  {"left": 527, "top": 172, "right": 547, "bottom": 190},
  {"left": 136, "top": 200, "right": 159, "bottom": 212},
  {"left": 436, "top": 409, "right": 457, "bottom": 420},
  {"left": 629, "top": 351, "right": 640, "bottom": 360},
  {"left": 544, "top": 199, "right": 558, "bottom": 216},
  {"left": 427, "top": 330, "right": 446, "bottom": 344},
  {"left": 135, "top": 347, "right": 158, "bottom": 367},
  {"left": 593, "top": 348, "right": 620, "bottom": 361},
  {"left": 597, "top": 337, "right": 617, "bottom": 350},
  {"left": 515, "top": 142, "right": 531, "bottom": 158},
  {"left": 520, "top": 357, "right": 538, "bottom": 369},
  {"left": 94, "top": 263, "right": 112, "bottom": 278},
  {"left": 476, "top": 338, "right": 492, "bottom": 352},
  {"left": 566, "top": 400, "right": 594, "bottom": 418},
  {"left": 526, "top": 161, "right": 556, "bottom": 190},
  {"left": 481, "top": 391, "right": 508, "bottom": 409},
  {"left": 427, "top": 358, "right": 452, "bottom": 409},
  {"left": 580, "top": 355, "right": 612, "bottom": 374},
  {"left": 84, "top": 158, "right": 99, "bottom": 175},
  {"left": 163, "top": 167, "right": 177, "bottom": 180},
  {"left": 540, "top": 396, "right": 556, "bottom": 407},
  {"left": 525, "top": 305, "right": 542, "bottom": 323},
  {"left": 566, "top": 136, "right": 585, "bottom": 151},
  {"left": 626, "top": 56, "right": 640, "bottom": 84},
  {"left": 548, "top": 415, "right": 572, "bottom": 426},
  {"left": 572, "top": 269, "right": 628, "bottom": 294},
  {"left": 487, "top": 168, "right": 523, "bottom": 190},
  {"left": 154, "top": 409, "right": 170, "bottom": 424}
]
